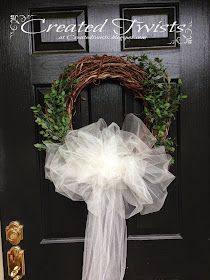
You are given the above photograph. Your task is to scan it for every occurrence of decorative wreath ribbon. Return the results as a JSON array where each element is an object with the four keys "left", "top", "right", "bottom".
[{"left": 45, "top": 113, "right": 175, "bottom": 280}]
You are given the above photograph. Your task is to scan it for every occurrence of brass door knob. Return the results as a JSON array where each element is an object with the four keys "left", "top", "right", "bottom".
[{"left": 6, "top": 221, "right": 23, "bottom": 245}]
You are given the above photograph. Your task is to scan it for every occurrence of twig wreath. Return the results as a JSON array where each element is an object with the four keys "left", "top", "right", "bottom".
[{"left": 31, "top": 54, "right": 187, "bottom": 162}]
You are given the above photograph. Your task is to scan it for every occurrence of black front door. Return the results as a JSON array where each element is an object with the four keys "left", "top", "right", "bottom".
[{"left": 0, "top": 0, "right": 210, "bottom": 279}]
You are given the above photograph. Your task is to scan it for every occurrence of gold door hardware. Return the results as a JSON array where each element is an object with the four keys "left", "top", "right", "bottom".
[
  {"left": 6, "top": 221, "right": 23, "bottom": 245},
  {"left": 7, "top": 246, "right": 25, "bottom": 280}
]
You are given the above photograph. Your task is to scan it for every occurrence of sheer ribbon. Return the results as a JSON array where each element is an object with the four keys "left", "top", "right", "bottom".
[{"left": 45, "top": 113, "right": 175, "bottom": 280}]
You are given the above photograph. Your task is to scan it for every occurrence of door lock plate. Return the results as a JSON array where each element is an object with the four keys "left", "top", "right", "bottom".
[{"left": 7, "top": 246, "right": 25, "bottom": 279}]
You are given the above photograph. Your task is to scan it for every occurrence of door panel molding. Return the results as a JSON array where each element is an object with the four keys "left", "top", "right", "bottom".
[
  {"left": 40, "top": 234, "right": 183, "bottom": 245},
  {"left": 120, "top": 3, "right": 179, "bottom": 50},
  {"left": 31, "top": 51, "right": 180, "bottom": 84},
  {"left": 30, "top": 7, "right": 88, "bottom": 53}
]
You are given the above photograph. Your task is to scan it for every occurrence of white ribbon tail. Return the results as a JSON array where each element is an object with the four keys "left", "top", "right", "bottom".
[{"left": 82, "top": 193, "right": 127, "bottom": 280}]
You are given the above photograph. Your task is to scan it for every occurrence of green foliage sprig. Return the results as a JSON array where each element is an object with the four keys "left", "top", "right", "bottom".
[
  {"left": 129, "top": 55, "right": 187, "bottom": 161},
  {"left": 31, "top": 65, "right": 78, "bottom": 150}
]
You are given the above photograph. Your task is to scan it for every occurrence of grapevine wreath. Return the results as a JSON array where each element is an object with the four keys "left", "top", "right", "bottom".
[
  {"left": 31, "top": 55, "right": 187, "bottom": 280},
  {"left": 31, "top": 54, "right": 187, "bottom": 162}
]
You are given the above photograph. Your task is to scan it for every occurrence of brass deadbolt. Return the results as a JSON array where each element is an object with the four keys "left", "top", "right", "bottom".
[{"left": 6, "top": 221, "right": 23, "bottom": 246}]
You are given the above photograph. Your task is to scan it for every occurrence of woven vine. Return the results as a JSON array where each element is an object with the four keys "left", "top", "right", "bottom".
[{"left": 31, "top": 54, "right": 187, "bottom": 162}]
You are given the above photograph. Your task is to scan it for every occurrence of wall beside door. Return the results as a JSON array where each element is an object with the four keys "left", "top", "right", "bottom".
[{"left": 0, "top": 223, "right": 4, "bottom": 279}]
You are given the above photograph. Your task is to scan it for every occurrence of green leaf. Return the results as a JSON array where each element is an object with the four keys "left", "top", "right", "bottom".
[
  {"left": 178, "top": 79, "right": 183, "bottom": 86},
  {"left": 181, "top": 94, "right": 188, "bottom": 99},
  {"left": 34, "top": 143, "right": 46, "bottom": 150},
  {"left": 30, "top": 106, "right": 37, "bottom": 110},
  {"left": 155, "top": 108, "right": 161, "bottom": 117}
]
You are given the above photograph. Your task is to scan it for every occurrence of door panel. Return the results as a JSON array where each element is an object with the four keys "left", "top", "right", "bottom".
[{"left": 1, "top": 0, "right": 210, "bottom": 279}]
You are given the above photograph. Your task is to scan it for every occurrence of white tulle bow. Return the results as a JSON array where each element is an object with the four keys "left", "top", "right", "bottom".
[{"left": 45, "top": 113, "right": 175, "bottom": 280}]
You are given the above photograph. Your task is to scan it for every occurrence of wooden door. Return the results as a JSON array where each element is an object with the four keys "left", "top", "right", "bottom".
[{"left": 0, "top": 0, "right": 210, "bottom": 279}]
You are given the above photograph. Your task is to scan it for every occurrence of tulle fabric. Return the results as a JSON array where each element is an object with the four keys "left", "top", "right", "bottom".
[{"left": 45, "top": 113, "right": 175, "bottom": 280}]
